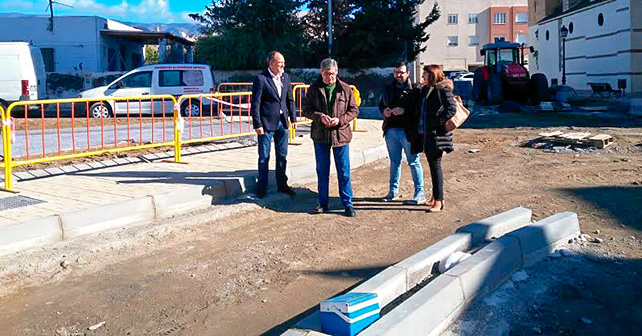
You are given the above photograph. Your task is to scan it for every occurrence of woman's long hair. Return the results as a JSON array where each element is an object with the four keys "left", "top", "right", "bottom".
[{"left": 423, "top": 65, "right": 445, "bottom": 86}]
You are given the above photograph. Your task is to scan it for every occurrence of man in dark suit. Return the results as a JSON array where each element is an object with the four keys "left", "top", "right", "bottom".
[{"left": 251, "top": 51, "right": 297, "bottom": 198}]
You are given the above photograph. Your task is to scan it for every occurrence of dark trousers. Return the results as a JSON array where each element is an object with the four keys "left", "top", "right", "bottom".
[
  {"left": 257, "top": 122, "right": 288, "bottom": 192},
  {"left": 314, "top": 142, "right": 353, "bottom": 207},
  {"left": 425, "top": 150, "right": 444, "bottom": 201}
]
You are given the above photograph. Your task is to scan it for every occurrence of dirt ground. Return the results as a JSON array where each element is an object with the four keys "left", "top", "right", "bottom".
[{"left": 0, "top": 111, "right": 641, "bottom": 336}]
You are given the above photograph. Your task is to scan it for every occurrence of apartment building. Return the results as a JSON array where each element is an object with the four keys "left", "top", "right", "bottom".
[{"left": 416, "top": 0, "right": 529, "bottom": 71}]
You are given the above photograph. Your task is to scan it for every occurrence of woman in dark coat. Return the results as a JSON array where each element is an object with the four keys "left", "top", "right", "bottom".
[{"left": 411, "top": 65, "right": 457, "bottom": 212}]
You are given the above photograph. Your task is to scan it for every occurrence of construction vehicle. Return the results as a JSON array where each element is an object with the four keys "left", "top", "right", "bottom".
[{"left": 472, "top": 42, "right": 548, "bottom": 105}]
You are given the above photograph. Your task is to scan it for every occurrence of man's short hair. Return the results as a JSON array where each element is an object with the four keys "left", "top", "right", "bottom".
[
  {"left": 267, "top": 51, "right": 281, "bottom": 65},
  {"left": 394, "top": 61, "right": 408, "bottom": 70},
  {"left": 320, "top": 58, "right": 338, "bottom": 72}
]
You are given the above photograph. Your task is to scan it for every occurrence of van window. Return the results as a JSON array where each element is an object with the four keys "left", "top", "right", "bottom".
[
  {"left": 41, "top": 48, "right": 55, "bottom": 72},
  {"left": 119, "top": 71, "right": 152, "bottom": 88},
  {"left": 159, "top": 69, "right": 204, "bottom": 87}
]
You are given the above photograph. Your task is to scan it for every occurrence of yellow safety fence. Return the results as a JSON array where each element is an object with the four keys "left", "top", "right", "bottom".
[
  {"left": 0, "top": 84, "right": 363, "bottom": 193},
  {"left": 288, "top": 84, "right": 364, "bottom": 143}
]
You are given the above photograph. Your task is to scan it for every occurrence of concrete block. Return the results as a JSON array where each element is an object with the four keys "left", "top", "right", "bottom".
[
  {"left": 444, "top": 236, "right": 522, "bottom": 301},
  {"left": 360, "top": 274, "right": 464, "bottom": 336},
  {"left": 73, "top": 163, "right": 92, "bottom": 171},
  {"left": 506, "top": 212, "right": 580, "bottom": 267},
  {"left": 281, "top": 329, "right": 328, "bottom": 336},
  {"left": 125, "top": 157, "right": 141, "bottom": 163},
  {"left": 60, "top": 165, "right": 80, "bottom": 173},
  {"left": 349, "top": 266, "right": 407, "bottom": 308},
  {"left": 224, "top": 175, "right": 256, "bottom": 197},
  {"left": 30, "top": 169, "right": 50, "bottom": 178},
  {"left": 143, "top": 153, "right": 160, "bottom": 161},
  {"left": 361, "top": 147, "right": 381, "bottom": 166},
  {"left": 152, "top": 183, "right": 227, "bottom": 219},
  {"left": 13, "top": 171, "right": 35, "bottom": 181},
  {"left": 87, "top": 161, "right": 106, "bottom": 169},
  {"left": 43, "top": 167, "right": 65, "bottom": 176},
  {"left": 396, "top": 232, "right": 473, "bottom": 289},
  {"left": 0, "top": 215, "right": 62, "bottom": 256},
  {"left": 456, "top": 207, "right": 532, "bottom": 246},
  {"left": 183, "top": 148, "right": 198, "bottom": 154},
  {"left": 61, "top": 196, "right": 155, "bottom": 239},
  {"left": 113, "top": 158, "right": 130, "bottom": 165},
  {"left": 100, "top": 160, "right": 118, "bottom": 167}
]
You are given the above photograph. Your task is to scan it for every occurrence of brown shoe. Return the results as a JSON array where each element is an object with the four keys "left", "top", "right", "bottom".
[{"left": 427, "top": 200, "right": 445, "bottom": 213}]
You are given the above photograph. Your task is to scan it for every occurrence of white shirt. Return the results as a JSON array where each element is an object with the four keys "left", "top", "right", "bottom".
[{"left": 267, "top": 68, "right": 284, "bottom": 115}]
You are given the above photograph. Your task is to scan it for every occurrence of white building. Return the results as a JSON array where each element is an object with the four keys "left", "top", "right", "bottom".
[
  {"left": 529, "top": 0, "right": 641, "bottom": 94},
  {"left": 416, "top": 0, "right": 529, "bottom": 71},
  {"left": 0, "top": 16, "right": 195, "bottom": 74}
]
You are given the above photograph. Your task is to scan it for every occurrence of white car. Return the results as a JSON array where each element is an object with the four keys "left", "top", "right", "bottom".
[
  {"left": 454, "top": 72, "right": 474, "bottom": 83},
  {"left": 78, "top": 64, "right": 215, "bottom": 118},
  {"left": 0, "top": 42, "right": 47, "bottom": 110}
]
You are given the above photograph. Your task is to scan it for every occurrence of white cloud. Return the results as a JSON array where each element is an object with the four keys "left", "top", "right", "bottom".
[
  {"left": 0, "top": 0, "right": 36, "bottom": 10},
  {"left": 72, "top": 0, "right": 176, "bottom": 23}
]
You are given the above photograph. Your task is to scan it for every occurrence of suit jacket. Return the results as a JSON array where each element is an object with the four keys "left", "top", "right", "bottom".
[{"left": 251, "top": 69, "right": 297, "bottom": 131}]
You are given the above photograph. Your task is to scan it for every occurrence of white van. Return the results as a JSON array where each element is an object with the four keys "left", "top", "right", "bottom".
[
  {"left": 0, "top": 42, "right": 47, "bottom": 110},
  {"left": 78, "top": 64, "right": 215, "bottom": 118}
]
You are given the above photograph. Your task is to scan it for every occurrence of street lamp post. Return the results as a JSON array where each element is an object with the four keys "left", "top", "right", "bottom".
[
  {"left": 560, "top": 25, "right": 569, "bottom": 86},
  {"left": 328, "top": 0, "right": 333, "bottom": 56}
]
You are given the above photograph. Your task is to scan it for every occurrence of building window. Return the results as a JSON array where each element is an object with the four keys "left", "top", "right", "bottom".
[
  {"left": 515, "top": 13, "right": 528, "bottom": 24},
  {"left": 448, "top": 14, "right": 458, "bottom": 25},
  {"left": 40, "top": 48, "right": 55, "bottom": 72},
  {"left": 598, "top": 13, "right": 604, "bottom": 26},
  {"left": 494, "top": 35, "right": 506, "bottom": 43},
  {"left": 494, "top": 12, "right": 507, "bottom": 24},
  {"left": 469, "top": 36, "right": 479, "bottom": 46},
  {"left": 468, "top": 14, "right": 478, "bottom": 24},
  {"left": 546, "top": 30, "right": 550, "bottom": 41},
  {"left": 569, "top": 22, "right": 574, "bottom": 34},
  {"left": 447, "top": 36, "right": 459, "bottom": 46},
  {"left": 516, "top": 33, "right": 528, "bottom": 44}
]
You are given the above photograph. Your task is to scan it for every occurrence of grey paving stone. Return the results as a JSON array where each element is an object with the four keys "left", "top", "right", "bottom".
[
  {"left": 361, "top": 274, "right": 464, "bottom": 336},
  {"left": 506, "top": 212, "right": 580, "bottom": 267},
  {"left": 445, "top": 236, "right": 522, "bottom": 301},
  {"left": 13, "top": 171, "right": 36, "bottom": 181},
  {"left": 73, "top": 163, "right": 93, "bottom": 171},
  {"left": 29, "top": 169, "right": 50, "bottom": 178},
  {"left": 456, "top": 207, "right": 532, "bottom": 246},
  {"left": 0, "top": 215, "right": 62, "bottom": 257},
  {"left": 60, "top": 165, "right": 80, "bottom": 173},
  {"left": 43, "top": 167, "right": 65, "bottom": 176},
  {"left": 350, "top": 266, "right": 407, "bottom": 308}
]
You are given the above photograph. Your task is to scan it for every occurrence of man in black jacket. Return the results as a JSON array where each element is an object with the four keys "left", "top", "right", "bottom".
[
  {"left": 251, "top": 51, "right": 297, "bottom": 198},
  {"left": 379, "top": 62, "right": 425, "bottom": 204}
]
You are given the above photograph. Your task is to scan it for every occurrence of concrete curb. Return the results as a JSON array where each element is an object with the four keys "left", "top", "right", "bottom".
[
  {"left": 284, "top": 207, "right": 533, "bottom": 333},
  {"left": 359, "top": 212, "right": 580, "bottom": 336},
  {"left": 0, "top": 144, "right": 387, "bottom": 257}
]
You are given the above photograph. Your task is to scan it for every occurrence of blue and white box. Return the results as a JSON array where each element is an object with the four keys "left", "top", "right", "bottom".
[{"left": 320, "top": 292, "right": 380, "bottom": 336}]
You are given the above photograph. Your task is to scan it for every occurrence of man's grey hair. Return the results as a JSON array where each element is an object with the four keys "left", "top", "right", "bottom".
[
  {"left": 320, "top": 58, "right": 338, "bottom": 72},
  {"left": 267, "top": 51, "right": 281, "bottom": 65}
]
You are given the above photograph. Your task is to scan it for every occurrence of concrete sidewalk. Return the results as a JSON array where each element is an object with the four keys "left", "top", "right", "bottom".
[{"left": 0, "top": 119, "right": 386, "bottom": 256}]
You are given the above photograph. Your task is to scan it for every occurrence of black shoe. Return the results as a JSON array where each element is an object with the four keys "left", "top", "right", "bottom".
[
  {"left": 313, "top": 205, "right": 329, "bottom": 214},
  {"left": 278, "top": 185, "right": 296, "bottom": 196},
  {"left": 256, "top": 189, "right": 266, "bottom": 198},
  {"left": 344, "top": 206, "right": 356, "bottom": 217}
]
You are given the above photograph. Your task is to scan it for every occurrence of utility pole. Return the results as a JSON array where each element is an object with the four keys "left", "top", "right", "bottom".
[{"left": 328, "top": 0, "right": 333, "bottom": 56}]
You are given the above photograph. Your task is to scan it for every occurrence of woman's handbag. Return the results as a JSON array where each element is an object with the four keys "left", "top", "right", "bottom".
[{"left": 444, "top": 95, "right": 470, "bottom": 132}]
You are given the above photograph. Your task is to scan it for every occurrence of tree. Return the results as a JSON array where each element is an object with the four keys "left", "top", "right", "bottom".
[
  {"left": 144, "top": 45, "right": 158, "bottom": 65},
  {"left": 190, "top": 0, "right": 308, "bottom": 70},
  {"left": 303, "top": 0, "right": 441, "bottom": 68}
]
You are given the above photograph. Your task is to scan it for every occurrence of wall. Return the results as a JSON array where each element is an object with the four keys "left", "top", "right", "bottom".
[
  {"left": 533, "top": 0, "right": 640, "bottom": 93},
  {"left": 417, "top": 0, "right": 528, "bottom": 70}
]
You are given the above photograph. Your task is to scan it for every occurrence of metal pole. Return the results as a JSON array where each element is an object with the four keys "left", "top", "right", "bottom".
[
  {"left": 562, "top": 37, "right": 566, "bottom": 86},
  {"left": 328, "top": 0, "right": 333, "bottom": 56}
]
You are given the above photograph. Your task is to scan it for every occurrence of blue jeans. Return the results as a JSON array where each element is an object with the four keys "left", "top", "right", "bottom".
[
  {"left": 314, "top": 142, "right": 353, "bottom": 208},
  {"left": 257, "top": 122, "right": 288, "bottom": 192},
  {"left": 385, "top": 128, "right": 424, "bottom": 197}
]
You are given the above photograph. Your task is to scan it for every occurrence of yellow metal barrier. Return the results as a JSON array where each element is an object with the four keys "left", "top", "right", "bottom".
[
  {"left": 175, "top": 92, "right": 255, "bottom": 163},
  {"left": 2, "top": 95, "right": 177, "bottom": 192},
  {"left": 288, "top": 84, "right": 365, "bottom": 143},
  {"left": 217, "top": 82, "right": 305, "bottom": 93},
  {"left": 1, "top": 85, "right": 364, "bottom": 192}
]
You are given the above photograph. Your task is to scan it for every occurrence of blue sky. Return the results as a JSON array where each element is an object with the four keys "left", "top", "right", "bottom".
[{"left": 0, "top": 0, "right": 206, "bottom": 23}]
